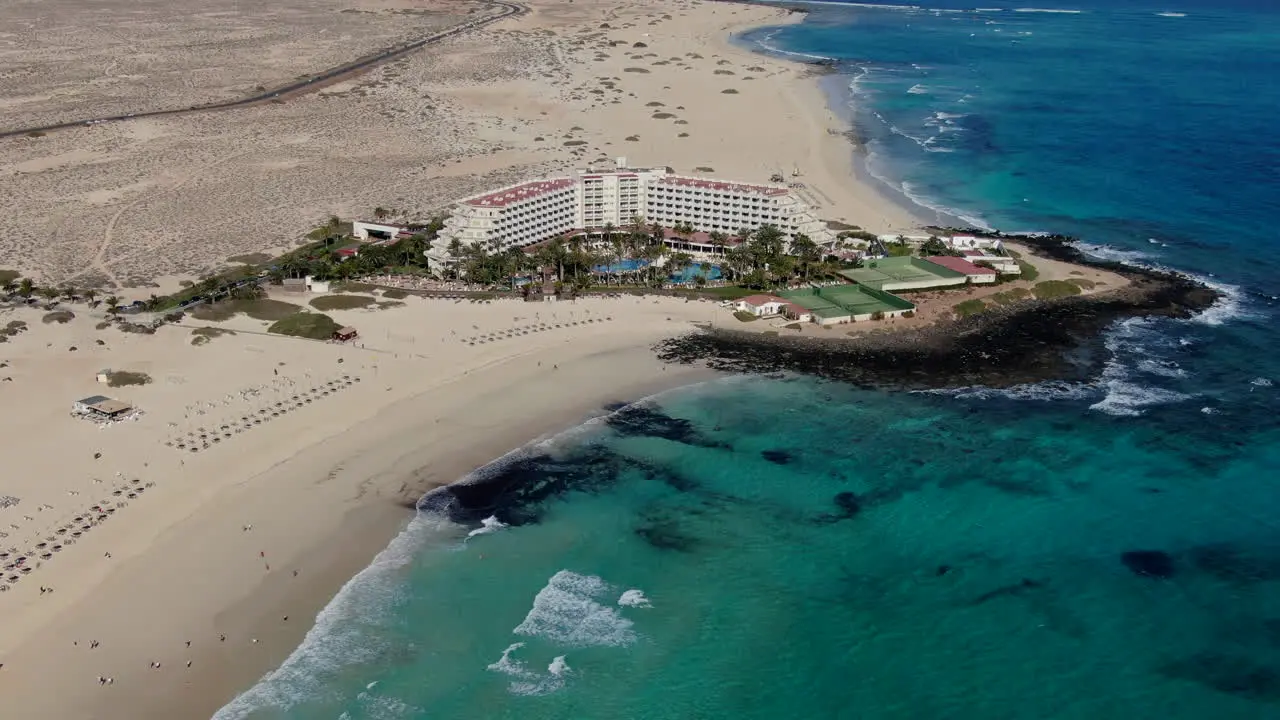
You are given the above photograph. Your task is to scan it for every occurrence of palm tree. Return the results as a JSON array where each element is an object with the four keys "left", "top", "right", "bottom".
[
  {"left": 1, "top": 278, "right": 16, "bottom": 296},
  {"left": 83, "top": 288, "right": 98, "bottom": 307},
  {"left": 105, "top": 296, "right": 120, "bottom": 316},
  {"left": 668, "top": 251, "right": 694, "bottom": 284},
  {"left": 373, "top": 206, "right": 389, "bottom": 221},
  {"left": 791, "top": 234, "right": 820, "bottom": 282},
  {"left": 709, "top": 231, "right": 728, "bottom": 257},
  {"left": 18, "top": 278, "right": 34, "bottom": 298},
  {"left": 38, "top": 286, "right": 59, "bottom": 304},
  {"left": 61, "top": 285, "right": 77, "bottom": 301}
]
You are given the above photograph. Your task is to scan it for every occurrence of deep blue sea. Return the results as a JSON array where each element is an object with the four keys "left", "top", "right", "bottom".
[{"left": 214, "top": 2, "right": 1280, "bottom": 718}]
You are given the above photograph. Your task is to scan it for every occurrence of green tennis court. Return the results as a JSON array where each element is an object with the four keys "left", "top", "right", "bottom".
[
  {"left": 839, "top": 256, "right": 965, "bottom": 290},
  {"left": 781, "top": 285, "right": 912, "bottom": 318}
]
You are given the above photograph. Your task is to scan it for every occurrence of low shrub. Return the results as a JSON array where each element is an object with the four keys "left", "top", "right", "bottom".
[
  {"left": 106, "top": 370, "right": 151, "bottom": 387},
  {"left": 1016, "top": 260, "right": 1040, "bottom": 282},
  {"left": 733, "top": 310, "right": 758, "bottom": 322},
  {"left": 268, "top": 312, "right": 341, "bottom": 340},
  {"left": 1032, "top": 280, "right": 1083, "bottom": 300},
  {"left": 311, "top": 295, "right": 376, "bottom": 311},
  {"left": 953, "top": 299, "right": 987, "bottom": 318}
]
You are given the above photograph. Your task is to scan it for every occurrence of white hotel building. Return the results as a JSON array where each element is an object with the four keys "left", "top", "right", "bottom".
[{"left": 429, "top": 160, "right": 833, "bottom": 266}]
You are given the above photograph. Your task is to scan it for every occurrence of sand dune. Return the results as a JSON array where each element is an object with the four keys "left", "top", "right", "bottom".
[{"left": 1, "top": 0, "right": 920, "bottom": 291}]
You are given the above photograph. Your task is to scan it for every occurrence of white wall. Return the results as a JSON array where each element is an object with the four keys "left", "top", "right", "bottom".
[{"left": 352, "top": 221, "right": 403, "bottom": 241}]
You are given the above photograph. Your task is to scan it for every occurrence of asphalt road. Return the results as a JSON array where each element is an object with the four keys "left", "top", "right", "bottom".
[{"left": 0, "top": 0, "right": 527, "bottom": 140}]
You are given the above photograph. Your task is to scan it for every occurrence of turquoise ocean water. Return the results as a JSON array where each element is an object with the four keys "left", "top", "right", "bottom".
[{"left": 215, "top": 2, "right": 1280, "bottom": 718}]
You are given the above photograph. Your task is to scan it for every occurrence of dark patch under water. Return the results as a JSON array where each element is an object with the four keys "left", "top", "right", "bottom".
[
  {"left": 816, "top": 491, "right": 862, "bottom": 524},
  {"left": 1122, "top": 550, "right": 1176, "bottom": 579},
  {"left": 420, "top": 443, "right": 701, "bottom": 527},
  {"left": 1184, "top": 543, "right": 1280, "bottom": 585},
  {"left": 1159, "top": 654, "right": 1280, "bottom": 702},
  {"left": 633, "top": 508, "right": 701, "bottom": 553},
  {"left": 970, "top": 578, "right": 1046, "bottom": 606},
  {"left": 761, "top": 449, "right": 794, "bottom": 465},
  {"left": 605, "top": 405, "right": 726, "bottom": 448}
]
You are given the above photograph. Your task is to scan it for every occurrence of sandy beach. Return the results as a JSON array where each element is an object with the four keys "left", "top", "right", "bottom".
[
  {"left": 0, "top": 291, "right": 720, "bottom": 719},
  {"left": 0, "top": 1, "right": 927, "bottom": 717}
]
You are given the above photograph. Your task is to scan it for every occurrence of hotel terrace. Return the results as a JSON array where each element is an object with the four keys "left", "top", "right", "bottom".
[{"left": 424, "top": 159, "right": 835, "bottom": 267}]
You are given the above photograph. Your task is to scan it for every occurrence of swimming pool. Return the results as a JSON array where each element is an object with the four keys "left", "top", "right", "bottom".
[
  {"left": 670, "top": 263, "right": 723, "bottom": 283},
  {"left": 593, "top": 259, "right": 649, "bottom": 273}
]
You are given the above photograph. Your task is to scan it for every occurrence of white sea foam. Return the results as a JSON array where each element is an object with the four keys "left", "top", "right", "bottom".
[
  {"left": 1089, "top": 318, "right": 1193, "bottom": 416},
  {"left": 753, "top": 29, "right": 834, "bottom": 62},
  {"left": 1136, "top": 358, "right": 1186, "bottom": 378},
  {"left": 487, "top": 643, "right": 571, "bottom": 696},
  {"left": 916, "top": 380, "right": 1097, "bottom": 402},
  {"left": 1072, "top": 241, "right": 1152, "bottom": 264},
  {"left": 897, "top": 180, "right": 994, "bottom": 230},
  {"left": 1251, "top": 377, "right": 1273, "bottom": 389},
  {"left": 1013, "top": 8, "right": 1083, "bottom": 14},
  {"left": 487, "top": 642, "right": 532, "bottom": 677},
  {"left": 490, "top": 572, "right": 647, "bottom": 696},
  {"left": 466, "top": 514, "right": 508, "bottom": 538},
  {"left": 1201, "top": 406, "right": 1219, "bottom": 414},
  {"left": 907, "top": 84, "right": 929, "bottom": 95},
  {"left": 1069, "top": 241, "right": 1255, "bottom": 327},
  {"left": 514, "top": 570, "right": 637, "bottom": 647},
  {"left": 1090, "top": 378, "right": 1191, "bottom": 417},
  {"left": 548, "top": 656, "right": 571, "bottom": 676},
  {"left": 1156, "top": 12, "right": 1187, "bottom": 18},
  {"left": 1183, "top": 272, "right": 1253, "bottom": 326},
  {"left": 211, "top": 514, "right": 459, "bottom": 719},
  {"left": 618, "top": 589, "right": 653, "bottom": 608}
]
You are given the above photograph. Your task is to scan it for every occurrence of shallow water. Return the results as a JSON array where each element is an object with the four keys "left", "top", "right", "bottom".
[
  {"left": 214, "top": 1, "right": 1280, "bottom": 718},
  {"left": 216, "top": 376, "right": 1280, "bottom": 719}
]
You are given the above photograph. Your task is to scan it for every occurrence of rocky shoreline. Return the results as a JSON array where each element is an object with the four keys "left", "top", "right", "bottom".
[{"left": 656, "top": 235, "right": 1220, "bottom": 389}]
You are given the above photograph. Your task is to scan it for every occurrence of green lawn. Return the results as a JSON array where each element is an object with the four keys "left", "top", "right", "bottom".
[
  {"left": 988, "top": 287, "right": 1031, "bottom": 306},
  {"left": 1032, "top": 280, "right": 1083, "bottom": 300},
  {"left": 268, "top": 312, "right": 341, "bottom": 340},
  {"left": 953, "top": 299, "right": 987, "bottom": 318},
  {"left": 311, "top": 295, "right": 377, "bottom": 311},
  {"left": 1016, "top": 260, "right": 1040, "bottom": 282},
  {"left": 192, "top": 298, "right": 301, "bottom": 322}
]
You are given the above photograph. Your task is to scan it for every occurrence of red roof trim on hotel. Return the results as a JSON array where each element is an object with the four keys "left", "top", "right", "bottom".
[
  {"left": 655, "top": 176, "right": 788, "bottom": 197},
  {"left": 925, "top": 256, "right": 998, "bottom": 275},
  {"left": 741, "top": 294, "right": 787, "bottom": 306},
  {"left": 465, "top": 178, "right": 577, "bottom": 209}
]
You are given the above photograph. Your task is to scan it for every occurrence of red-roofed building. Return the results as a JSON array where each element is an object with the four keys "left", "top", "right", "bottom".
[
  {"left": 428, "top": 160, "right": 836, "bottom": 270},
  {"left": 734, "top": 294, "right": 789, "bottom": 317},
  {"left": 923, "top": 256, "right": 998, "bottom": 284},
  {"left": 958, "top": 249, "right": 1019, "bottom": 275}
]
